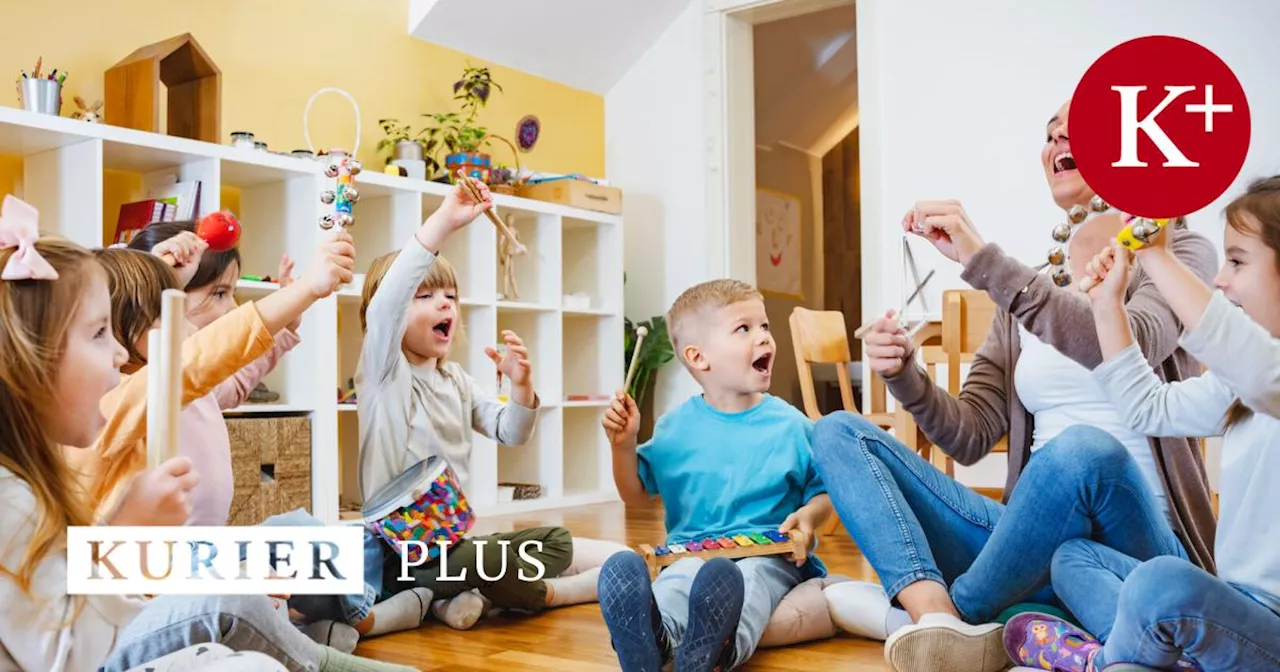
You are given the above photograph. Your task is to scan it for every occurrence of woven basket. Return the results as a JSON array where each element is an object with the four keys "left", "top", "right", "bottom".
[{"left": 227, "top": 415, "right": 312, "bottom": 525}]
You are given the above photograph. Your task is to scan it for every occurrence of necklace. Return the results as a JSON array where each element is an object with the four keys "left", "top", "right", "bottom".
[{"left": 1046, "top": 195, "right": 1110, "bottom": 287}]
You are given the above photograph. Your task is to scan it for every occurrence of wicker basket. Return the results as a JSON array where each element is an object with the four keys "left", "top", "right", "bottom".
[{"left": 226, "top": 415, "right": 312, "bottom": 526}]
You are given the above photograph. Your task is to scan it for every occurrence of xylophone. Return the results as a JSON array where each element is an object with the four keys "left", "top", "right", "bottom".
[
  {"left": 361, "top": 456, "right": 475, "bottom": 564},
  {"left": 638, "top": 529, "right": 805, "bottom": 579}
]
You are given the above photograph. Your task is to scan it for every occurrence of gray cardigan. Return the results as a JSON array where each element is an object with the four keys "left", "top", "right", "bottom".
[{"left": 884, "top": 226, "right": 1220, "bottom": 573}]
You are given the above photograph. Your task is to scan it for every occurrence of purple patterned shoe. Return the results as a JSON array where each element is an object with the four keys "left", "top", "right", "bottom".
[{"left": 1003, "top": 612, "right": 1100, "bottom": 672}]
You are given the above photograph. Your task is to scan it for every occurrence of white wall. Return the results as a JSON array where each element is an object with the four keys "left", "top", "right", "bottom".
[
  {"left": 857, "top": 0, "right": 1280, "bottom": 329},
  {"left": 606, "top": 0, "right": 707, "bottom": 416},
  {"left": 855, "top": 0, "right": 1280, "bottom": 488}
]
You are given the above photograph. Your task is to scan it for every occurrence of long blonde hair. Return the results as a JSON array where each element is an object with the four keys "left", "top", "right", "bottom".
[{"left": 0, "top": 237, "right": 101, "bottom": 593}]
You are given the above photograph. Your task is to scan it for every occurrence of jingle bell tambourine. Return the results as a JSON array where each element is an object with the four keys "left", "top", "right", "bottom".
[
  {"left": 361, "top": 456, "right": 475, "bottom": 563},
  {"left": 1116, "top": 216, "right": 1171, "bottom": 250}
]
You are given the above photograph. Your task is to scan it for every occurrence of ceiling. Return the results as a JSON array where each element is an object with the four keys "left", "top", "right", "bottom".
[
  {"left": 753, "top": 4, "right": 859, "bottom": 156},
  {"left": 408, "top": 0, "right": 693, "bottom": 95}
]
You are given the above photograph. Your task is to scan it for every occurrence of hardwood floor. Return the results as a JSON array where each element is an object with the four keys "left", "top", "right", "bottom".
[{"left": 356, "top": 502, "right": 894, "bottom": 671}]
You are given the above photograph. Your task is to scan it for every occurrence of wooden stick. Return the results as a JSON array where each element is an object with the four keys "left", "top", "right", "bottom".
[
  {"left": 146, "top": 289, "right": 186, "bottom": 469},
  {"left": 624, "top": 325, "right": 649, "bottom": 393},
  {"left": 455, "top": 169, "right": 527, "bottom": 254}
]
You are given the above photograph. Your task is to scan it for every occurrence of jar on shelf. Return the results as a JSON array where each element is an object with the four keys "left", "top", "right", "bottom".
[
  {"left": 291, "top": 149, "right": 314, "bottom": 159},
  {"left": 231, "top": 131, "right": 255, "bottom": 149},
  {"left": 254, "top": 141, "right": 268, "bottom": 152}
]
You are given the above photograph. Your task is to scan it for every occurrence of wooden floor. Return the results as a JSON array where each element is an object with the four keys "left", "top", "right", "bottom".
[{"left": 356, "top": 502, "right": 893, "bottom": 671}]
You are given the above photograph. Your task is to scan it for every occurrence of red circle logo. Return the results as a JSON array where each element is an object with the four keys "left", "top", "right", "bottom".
[{"left": 1070, "top": 35, "right": 1250, "bottom": 218}]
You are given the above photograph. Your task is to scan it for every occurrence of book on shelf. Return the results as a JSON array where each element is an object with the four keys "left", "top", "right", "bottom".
[
  {"left": 146, "top": 176, "right": 202, "bottom": 221},
  {"left": 113, "top": 199, "right": 165, "bottom": 245}
]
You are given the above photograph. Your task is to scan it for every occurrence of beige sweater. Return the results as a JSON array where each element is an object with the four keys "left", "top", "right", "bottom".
[
  {"left": 0, "top": 467, "right": 146, "bottom": 672},
  {"left": 884, "top": 226, "right": 1220, "bottom": 573}
]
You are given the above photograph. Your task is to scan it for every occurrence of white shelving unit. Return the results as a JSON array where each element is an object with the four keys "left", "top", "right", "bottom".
[{"left": 0, "top": 106, "right": 623, "bottom": 522}]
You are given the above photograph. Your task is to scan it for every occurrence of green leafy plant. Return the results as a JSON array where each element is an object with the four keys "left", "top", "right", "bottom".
[
  {"left": 624, "top": 316, "right": 675, "bottom": 407},
  {"left": 417, "top": 63, "right": 509, "bottom": 179},
  {"left": 376, "top": 119, "right": 414, "bottom": 164}
]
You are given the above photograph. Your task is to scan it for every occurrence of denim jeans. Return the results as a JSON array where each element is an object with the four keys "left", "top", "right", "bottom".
[
  {"left": 651, "top": 556, "right": 802, "bottom": 669},
  {"left": 810, "top": 414, "right": 1185, "bottom": 623},
  {"left": 1052, "top": 542, "right": 1280, "bottom": 671},
  {"left": 256, "top": 508, "right": 382, "bottom": 625},
  {"left": 100, "top": 595, "right": 321, "bottom": 672}
]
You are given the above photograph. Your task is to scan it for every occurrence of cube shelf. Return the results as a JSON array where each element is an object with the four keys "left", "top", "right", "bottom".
[{"left": 0, "top": 106, "right": 623, "bottom": 521}]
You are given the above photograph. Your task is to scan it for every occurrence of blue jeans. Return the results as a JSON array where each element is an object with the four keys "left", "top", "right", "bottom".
[
  {"left": 652, "top": 556, "right": 802, "bottom": 669},
  {"left": 1053, "top": 542, "right": 1280, "bottom": 671},
  {"left": 810, "top": 414, "right": 1185, "bottom": 623},
  {"left": 256, "top": 508, "right": 382, "bottom": 625},
  {"left": 100, "top": 595, "right": 320, "bottom": 672}
]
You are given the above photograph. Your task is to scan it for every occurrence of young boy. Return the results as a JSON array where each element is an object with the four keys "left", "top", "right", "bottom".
[{"left": 599, "top": 279, "right": 833, "bottom": 672}]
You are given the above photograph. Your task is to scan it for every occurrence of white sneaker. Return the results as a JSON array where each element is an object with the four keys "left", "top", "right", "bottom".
[{"left": 883, "top": 613, "right": 1009, "bottom": 672}]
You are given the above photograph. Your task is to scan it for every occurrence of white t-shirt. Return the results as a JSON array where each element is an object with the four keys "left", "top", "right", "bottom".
[{"left": 1014, "top": 324, "right": 1167, "bottom": 516}]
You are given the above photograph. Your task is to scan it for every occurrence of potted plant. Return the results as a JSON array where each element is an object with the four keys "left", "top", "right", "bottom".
[
  {"left": 376, "top": 119, "right": 422, "bottom": 165},
  {"left": 625, "top": 316, "right": 675, "bottom": 442},
  {"left": 419, "top": 63, "right": 518, "bottom": 184}
]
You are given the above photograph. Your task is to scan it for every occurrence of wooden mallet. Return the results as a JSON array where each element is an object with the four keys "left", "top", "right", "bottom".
[
  {"left": 146, "top": 289, "right": 185, "bottom": 470},
  {"left": 625, "top": 325, "right": 649, "bottom": 393},
  {"left": 455, "top": 169, "right": 527, "bottom": 255}
]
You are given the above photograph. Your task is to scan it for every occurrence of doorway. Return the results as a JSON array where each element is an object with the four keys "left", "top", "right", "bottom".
[{"left": 727, "top": 0, "right": 860, "bottom": 410}]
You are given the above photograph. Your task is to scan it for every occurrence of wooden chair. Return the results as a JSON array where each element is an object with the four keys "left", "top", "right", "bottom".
[
  {"left": 790, "top": 308, "right": 950, "bottom": 533},
  {"left": 939, "top": 290, "right": 1008, "bottom": 461}
]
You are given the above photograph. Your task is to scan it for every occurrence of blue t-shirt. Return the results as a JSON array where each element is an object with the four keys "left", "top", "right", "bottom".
[{"left": 636, "top": 394, "right": 828, "bottom": 578}]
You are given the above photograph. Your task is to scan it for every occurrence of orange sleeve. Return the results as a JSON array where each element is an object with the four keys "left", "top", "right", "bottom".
[{"left": 75, "top": 302, "right": 276, "bottom": 506}]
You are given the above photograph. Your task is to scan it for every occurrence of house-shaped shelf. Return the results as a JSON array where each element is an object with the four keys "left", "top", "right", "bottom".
[{"left": 105, "top": 33, "right": 221, "bottom": 143}]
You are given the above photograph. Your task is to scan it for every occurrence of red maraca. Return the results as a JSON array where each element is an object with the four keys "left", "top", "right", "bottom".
[{"left": 195, "top": 211, "right": 241, "bottom": 251}]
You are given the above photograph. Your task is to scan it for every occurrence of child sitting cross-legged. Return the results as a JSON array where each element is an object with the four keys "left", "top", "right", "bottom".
[
  {"left": 1002, "top": 177, "right": 1280, "bottom": 672},
  {"left": 598, "top": 279, "right": 833, "bottom": 672},
  {"left": 359, "top": 181, "right": 627, "bottom": 634}
]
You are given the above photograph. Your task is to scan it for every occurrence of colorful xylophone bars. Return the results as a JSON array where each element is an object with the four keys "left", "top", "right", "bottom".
[{"left": 638, "top": 529, "right": 804, "bottom": 579}]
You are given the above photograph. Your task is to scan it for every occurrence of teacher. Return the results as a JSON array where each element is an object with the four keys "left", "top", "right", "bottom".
[{"left": 811, "top": 99, "right": 1218, "bottom": 672}]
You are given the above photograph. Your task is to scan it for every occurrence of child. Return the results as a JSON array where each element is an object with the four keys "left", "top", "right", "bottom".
[
  {"left": 67, "top": 230, "right": 354, "bottom": 525},
  {"left": 127, "top": 221, "right": 301, "bottom": 408},
  {"left": 358, "top": 182, "right": 625, "bottom": 632},
  {"left": 0, "top": 210, "right": 414, "bottom": 672},
  {"left": 1003, "top": 176, "right": 1280, "bottom": 672},
  {"left": 598, "top": 279, "right": 833, "bottom": 672}
]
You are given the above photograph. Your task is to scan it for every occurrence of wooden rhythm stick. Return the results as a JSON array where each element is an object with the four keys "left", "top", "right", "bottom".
[
  {"left": 639, "top": 529, "right": 805, "bottom": 579},
  {"left": 146, "top": 289, "right": 186, "bottom": 469},
  {"left": 455, "top": 169, "right": 527, "bottom": 254},
  {"left": 624, "top": 325, "right": 649, "bottom": 393},
  {"left": 1078, "top": 218, "right": 1170, "bottom": 293}
]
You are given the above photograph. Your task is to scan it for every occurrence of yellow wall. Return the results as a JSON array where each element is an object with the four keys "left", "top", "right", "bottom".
[{"left": 0, "top": 0, "right": 603, "bottom": 238}]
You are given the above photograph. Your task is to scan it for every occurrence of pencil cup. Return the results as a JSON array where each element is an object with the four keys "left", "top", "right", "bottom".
[{"left": 19, "top": 78, "right": 61, "bottom": 115}]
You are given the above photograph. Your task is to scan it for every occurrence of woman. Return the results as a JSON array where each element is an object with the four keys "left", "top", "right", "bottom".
[{"left": 812, "top": 100, "right": 1218, "bottom": 672}]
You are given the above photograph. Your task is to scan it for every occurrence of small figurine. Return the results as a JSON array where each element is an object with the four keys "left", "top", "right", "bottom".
[
  {"left": 71, "top": 97, "right": 103, "bottom": 123},
  {"left": 498, "top": 214, "right": 526, "bottom": 300}
]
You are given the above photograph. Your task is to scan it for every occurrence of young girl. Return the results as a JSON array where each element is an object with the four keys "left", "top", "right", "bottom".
[
  {"left": 359, "top": 182, "right": 625, "bottom": 631},
  {"left": 0, "top": 206, "right": 415, "bottom": 672},
  {"left": 127, "top": 220, "right": 301, "bottom": 409},
  {"left": 68, "top": 230, "right": 355, "bottom": 525},
  {"left": 1004, "top": 176, "right": 1280, "bottom": 672}
]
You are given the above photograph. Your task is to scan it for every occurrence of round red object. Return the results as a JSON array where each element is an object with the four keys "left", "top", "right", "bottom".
[{"left": 196, "top": 211, "right": 242, "bottom": 251}]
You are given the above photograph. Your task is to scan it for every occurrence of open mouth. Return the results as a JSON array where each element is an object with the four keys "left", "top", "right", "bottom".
[
  {"left": 1052, "top": 151, "right": 1077, "bottom": 174},
  {"left": 752, "top": 353, "right": 773, "bottom": 374},
  {"left": 432, "top": 318, "right": 453, "bottom": 338}
]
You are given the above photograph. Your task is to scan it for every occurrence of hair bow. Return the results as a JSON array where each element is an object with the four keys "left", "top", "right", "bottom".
[{"left": 0, "top": 195, "right": 57, "bottom": 280}]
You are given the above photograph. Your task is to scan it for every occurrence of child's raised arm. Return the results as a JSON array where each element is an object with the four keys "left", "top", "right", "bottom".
[
  {"left": 1085, "top": 243, "right": 1234, "bottom": 438},
  {"left": 361, "top": 182, "right": 493, "bottom": 385}
]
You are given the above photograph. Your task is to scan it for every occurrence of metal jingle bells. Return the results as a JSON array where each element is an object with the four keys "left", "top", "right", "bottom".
[
  {"left": 1046, "top": 194, "right": 1110, "bottom": 287},
  {"left": 318, "top": 149, "right": 359, "bottom": 231}
]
